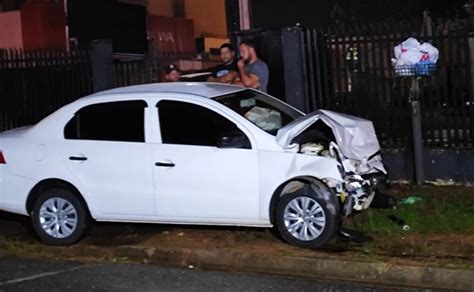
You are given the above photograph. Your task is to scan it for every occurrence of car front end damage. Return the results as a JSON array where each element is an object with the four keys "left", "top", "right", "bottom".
[
  {"left": 323, "top": 165, "right": 387, "bottom": 217},
  {"left": 320, "top": 141, "right": 387, "bottom": 217},
  {"left": 277, "top": 110, "right": 389, "bottom": 217}
]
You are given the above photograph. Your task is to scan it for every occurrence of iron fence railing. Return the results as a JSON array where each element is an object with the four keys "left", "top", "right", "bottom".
[
  {"left": 0, "top": 49, "right": 220, "bottom": 132},
  {"left": 0, "top": 49, "right": 92, "bottom": 132},
  {"left": 302, "top": 28, "right": 474, "bottom": 148}
]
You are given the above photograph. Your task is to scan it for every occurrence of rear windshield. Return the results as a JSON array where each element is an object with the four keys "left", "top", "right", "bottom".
[{"left": 213, "top": 89, "right": 303, "bottom": 135}]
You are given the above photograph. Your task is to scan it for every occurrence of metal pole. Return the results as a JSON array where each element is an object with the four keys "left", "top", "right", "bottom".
[
  {"left": 90, "top": 39, "right": 114, "bottom": 93},
  {"left": 239, "top": 0, "right": 251, "bottom": 30},
  {"left": 282, "top": 27, "right": 308, "bottom": 113},
  {"left": 409, "top": 77, "right": 425, "bottom": 184}
]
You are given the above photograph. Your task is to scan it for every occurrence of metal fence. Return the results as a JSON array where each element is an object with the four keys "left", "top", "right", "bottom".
[
  {"left": 302, "top": 28, "right": 474, "bottom": 149},
  {"left": 0, "top": 49, "right": 220, "bottom": 132},
  {"left": 0, "top": 49, "right": 93, "bottom": 132},
  {"left": 2, "top": 27, "right": 473, "bottom": 151},
  {"left": 114, "top": 57, "right": 220, "bottom": 88}
]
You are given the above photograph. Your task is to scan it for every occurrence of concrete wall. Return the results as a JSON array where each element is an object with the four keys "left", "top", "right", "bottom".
[
  {"left": 184, "top": 0, "right": 227, "bottom": 37},
  {"left": 21, "top": 2, "right": 67, "bottom": 50},
  {"left": 148, "top": 15, "right": 196, "bottom": 54},
  {"left": 147, "top": 0, "right": 228, "bottom": 41},
  {"left": 382, "top": 149, "right": 474, "bottom": 184},
  {"left": 148, "top": 0, "right": 174, "bottom": 17},
  {"left": 0, "top": 11, "right": 23, "bottom": 49},
  {"left": 198, "top": 36, "right": 229, "bottom": 53}
]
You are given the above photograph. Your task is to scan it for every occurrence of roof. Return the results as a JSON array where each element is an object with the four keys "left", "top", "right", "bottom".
[{"left": 89, "top": 82, "right": 246, "bottom": 99}]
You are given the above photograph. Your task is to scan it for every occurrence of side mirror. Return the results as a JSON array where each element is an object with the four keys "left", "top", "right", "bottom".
[{"left": 217, "top": 132, "right": 251, "bottom": 149}]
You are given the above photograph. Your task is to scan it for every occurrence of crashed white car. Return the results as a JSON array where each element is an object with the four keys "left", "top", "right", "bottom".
[{"left": 0, "top": 83, "right": 386, "bottom": 248}]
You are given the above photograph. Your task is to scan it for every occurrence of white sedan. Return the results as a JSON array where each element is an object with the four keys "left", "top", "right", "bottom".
[{"left": 0, "top": 83, "right": 386, "bottom": 249}]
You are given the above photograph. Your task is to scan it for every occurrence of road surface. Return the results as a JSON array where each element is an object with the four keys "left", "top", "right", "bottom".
[{"left": 0, "top": 257, "right": 420, "bottom": 292}]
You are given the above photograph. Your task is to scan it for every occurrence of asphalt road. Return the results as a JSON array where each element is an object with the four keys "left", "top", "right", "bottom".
[{"left": 0, "top": 257, "right": 419, "bottom": 292}]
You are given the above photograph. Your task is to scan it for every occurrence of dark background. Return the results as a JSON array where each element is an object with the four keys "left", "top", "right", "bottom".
[
  {"left": 67, "top": 0, "right": 147, "bottom": 54},
  {"left": 248, "top": 0, "right": 470, "bottom": 30}
]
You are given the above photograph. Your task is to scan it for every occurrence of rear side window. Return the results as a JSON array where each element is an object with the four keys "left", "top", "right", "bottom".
[{"left": 64, "top": 100, "right": 146, "bottom": 142}]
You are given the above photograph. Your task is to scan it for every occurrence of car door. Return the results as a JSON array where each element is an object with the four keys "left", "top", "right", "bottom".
[
  {"left": 63, "top": 100, "right": 155, "bottom": 217},
  {"left": 152, "top": 99, "right": 260, "bottom": 222}
]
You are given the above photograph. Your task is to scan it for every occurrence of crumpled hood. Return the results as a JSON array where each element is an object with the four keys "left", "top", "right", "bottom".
[{"left": 276, "top": 110, "right": 381, "bottom": 162}]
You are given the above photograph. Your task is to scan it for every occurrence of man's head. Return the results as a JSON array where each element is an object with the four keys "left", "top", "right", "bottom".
[
  {"left": 219, "top": 43, "right": 235, "bottom": 64},
  {"left": 239, "top": 40, "right": 258, "bottom": 62},
  {"left": 164, "top": 64, "right": 180, "bottom": 82}
]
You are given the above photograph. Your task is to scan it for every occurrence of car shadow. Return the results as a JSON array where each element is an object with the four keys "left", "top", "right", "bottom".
[
  {"left": 0, "top": 211, "right": 33, "bottom": 239},
  {"left": 1, "top": 211, "right": 355, "bottom": 253},
  {"left": 84, "top": 221, "right": 269, "bottom": 247},
  {"left": 0, "top": 210, "right": 270, "bottom": 247}
]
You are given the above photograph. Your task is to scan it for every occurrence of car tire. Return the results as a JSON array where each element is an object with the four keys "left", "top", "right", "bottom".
[
  {"left": 275, "top": 184, "right": 339, "bottom": 249},
  {"left": 31, "top": 188, "right": 90, "bottom": 246}
]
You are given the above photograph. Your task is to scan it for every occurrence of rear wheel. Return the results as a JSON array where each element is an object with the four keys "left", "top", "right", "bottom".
[
  {"left": 275, "top": 184, "right": 339, "bottom": 249},
  {"left": 31, "top": 188, "right": 90, "bottom": 245}
]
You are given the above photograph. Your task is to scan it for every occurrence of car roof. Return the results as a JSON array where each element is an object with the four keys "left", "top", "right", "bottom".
[{"left": 88, "top": 82, "right": 246, "bottom": 99}]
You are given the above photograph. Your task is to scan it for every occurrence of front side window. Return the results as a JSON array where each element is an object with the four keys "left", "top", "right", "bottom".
[
  {"left": 157, "top": 100, "right": 250, "bottom": 148},
  {"left": 213, "top": 89, "right": 303, "bottom": 135},
  {"left": 64, "top": 100, "right": 146, "bottom": 142}
]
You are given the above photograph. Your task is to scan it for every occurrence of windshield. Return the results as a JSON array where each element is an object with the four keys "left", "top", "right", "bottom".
[{"left": 213, "top": 89, "right": 303, "bottom": 135}]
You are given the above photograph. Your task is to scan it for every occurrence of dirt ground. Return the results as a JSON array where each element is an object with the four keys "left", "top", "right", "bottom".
[{"left": 0, "top": 185, "right": 473, "bottom": 268}]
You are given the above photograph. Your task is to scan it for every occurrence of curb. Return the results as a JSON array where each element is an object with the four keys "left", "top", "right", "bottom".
[{"left": 113, "top": 245, "right": 474, "bottom": 291}]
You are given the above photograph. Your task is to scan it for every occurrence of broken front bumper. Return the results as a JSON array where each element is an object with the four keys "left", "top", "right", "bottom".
[{"left": 340, "top": 172, "right": 387, "bottom": 217}]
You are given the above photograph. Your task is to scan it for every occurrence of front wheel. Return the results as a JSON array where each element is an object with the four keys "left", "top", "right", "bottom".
[
  {"left": 31, "top": 188, "right": 90, "bottom": 245},
  {"left": 275, "top": 185, "right": 339, "bottom": 249}
]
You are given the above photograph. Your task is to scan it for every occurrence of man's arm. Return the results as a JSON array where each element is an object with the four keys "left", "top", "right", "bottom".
[
  {"left": 235, "top": 59, "right": 260, "bottom": 88},
  {"left": 207, "top": 70, "right": 238, "bottom": 83}
]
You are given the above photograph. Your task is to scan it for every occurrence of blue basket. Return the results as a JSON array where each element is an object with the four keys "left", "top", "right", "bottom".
[
  {"left": 394, "top": 62, "right": 437, "bottom": 77},
  {"left": 394, "top": 65, "right": 416, "bottom": 76},
  {"left": 414, "top": 61, "right": 437, "bottom": 76}
]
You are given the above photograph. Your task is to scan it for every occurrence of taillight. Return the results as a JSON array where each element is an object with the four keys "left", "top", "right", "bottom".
[{"left": 0, "top": 151, "right": 6, "bottom": 164}]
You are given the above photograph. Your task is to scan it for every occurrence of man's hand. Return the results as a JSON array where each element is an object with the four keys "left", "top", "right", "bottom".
[
  {"left": 237, "top": 59, "right": 245, "bottom": 69},
  {"left": 235, "top": 59, "right": 259, "bottom": 88}
]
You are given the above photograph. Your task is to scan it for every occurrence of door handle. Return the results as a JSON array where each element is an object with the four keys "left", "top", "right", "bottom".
[
  {"left": 155, "top": 162, "right": 175, "bottom": 167},
  {"left": 69, "top": 156, "right": 88, "bottom": 161}
]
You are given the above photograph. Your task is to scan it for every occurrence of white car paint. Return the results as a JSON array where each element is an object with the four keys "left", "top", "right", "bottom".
[{"left": 0, "top": 83, "right": 380, "bottom": 228}]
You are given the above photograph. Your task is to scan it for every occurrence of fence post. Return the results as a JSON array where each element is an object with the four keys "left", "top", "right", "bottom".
[
  {"left": 281, "top": 27, "right": 308, "bottom": 113},
  {"left": 90, "top": 39, "right": 113, "bottom": 92},
  {"left": 470, "top": 36, "right": 474, "bottom": 101},
  {"left": 409, "top": 77, "right": 425, "bottom": 185}
]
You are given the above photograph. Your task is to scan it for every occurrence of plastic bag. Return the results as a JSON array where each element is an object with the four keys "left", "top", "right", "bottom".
[
  {"left": 394, "top": 38, "right": 439, "bottom": 64},
  {"left": 245, "top": 106, "right": 282, "bottom": 131},
  {"left": 419, "top": 42, "right": 439, "bottom": 63},
  {"left": 401, "top": 38, "right": 421, "bottom": 51},
  {"left": 394, "top": 38, "right": 421, "bottom": 59},
  {"left": 399, "top": 48, "right": 424, "bottom": 65},
  {"left": 393, "top": 38, "right": 439, "bottom": 76},
  {"left": 394, "top": 44, "right": 402, "bottom": 60}
]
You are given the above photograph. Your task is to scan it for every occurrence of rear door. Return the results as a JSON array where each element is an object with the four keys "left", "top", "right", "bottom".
[{"left": 63, "top": 100, "right": 155, "bottom": 217}]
